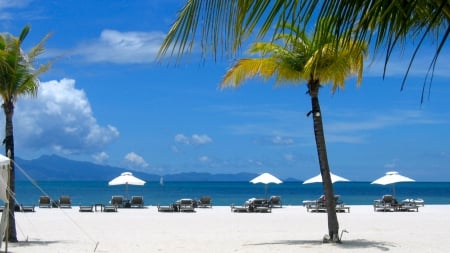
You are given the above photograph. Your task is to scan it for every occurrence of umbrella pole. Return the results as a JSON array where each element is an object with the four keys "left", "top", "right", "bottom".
[{"left": 265, "top": 184, "right": 268, "bottom": 200}]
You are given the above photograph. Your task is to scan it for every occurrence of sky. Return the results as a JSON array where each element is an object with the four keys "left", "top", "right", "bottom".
[{"left": 1, "top": 0, "right": 450, "bottom": 181}]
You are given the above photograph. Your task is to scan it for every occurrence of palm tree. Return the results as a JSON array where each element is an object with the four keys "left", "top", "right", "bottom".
[
  {"left": 158, "top": 0, "right": 448, "bottom": 92},
  {"left": 220, "top": 23, "right": 366, "bottom": 242},
  {"left": 0, "top": 25, "right": 51, "bottom": 242}
]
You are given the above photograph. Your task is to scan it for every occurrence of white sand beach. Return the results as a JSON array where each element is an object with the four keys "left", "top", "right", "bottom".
[{"left": 6, "top": 205, "right": 450, "bottom": 253}]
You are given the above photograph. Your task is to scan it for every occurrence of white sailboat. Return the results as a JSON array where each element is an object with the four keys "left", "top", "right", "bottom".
[{"left": 160, "top": 176, "right": 164, "bottom": 186}]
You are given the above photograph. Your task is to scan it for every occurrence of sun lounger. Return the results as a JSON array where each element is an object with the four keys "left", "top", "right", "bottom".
[
  {"left": 59, "top": 195, "right": 72, "bottom": 208},
  {"left": 130, "top": 196, "right": 144, "bottom": 208},
  {"left": 402, "top": 198, "right": 425, "bottom": 207},
  {"left": 373, "top": 195, "right": 399, "bottom": 212},
  {"left": 198, "top": 196, "right": 212, "bottom": 208},
  {"left": 269, "top": 196, "right": 282, "bottom": 208},
  {"left": 110, "top": 195, "right": 124, "bottom": 208},
  {"left": 79, "top": 205, "right": 94, "bottom": 212},
  {"left": 304, "top": 195, "right": 327, "bottom": 212},
  {"left": 414, "top": 199, "right": 425, "bottom": 206},
  {"left": 335, "top": 205, "right": 351, "bottom": 213},
  {"left": 398, "top": 201, "right": 419, "bottom": 212},
  {"left": 38, "top": 196, "right": 52, "bottom": 208},
  {"left": 395, "top": 199, "right": 421, "bottom": 212},
  {"left": 230, "top": 204, "right": 249, "bottom": 212},
  {"left": 305, "top": 195, "right": 350, "bottom": 213},
  {"left": 103, "top": 205, "right": 118, "bottom": 212},
  {"left": 231, "top": 198, "right": 271, "bottom": 213},
  {"left": 157, "top": 204, "right": 175, "bottom": 212},
  {"left": 249, "top": 199, "right": 271, "bottom": 213},
  {"left": 21, "top": 205, "right": 36, "bottom": 212},
  {"left": 177, "top": 199, "right": 196, "bottom": 212}
]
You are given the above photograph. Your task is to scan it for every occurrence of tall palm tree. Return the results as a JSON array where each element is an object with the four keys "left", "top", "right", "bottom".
[
  {"left": 0, "top": 25, "right": 51, "bottom": 242},
  {"left": 220, "top": 23, "right": 366, "bottom": 242},
  {"left": 158, "top": 0, "right": 448, "bottom": 92}
]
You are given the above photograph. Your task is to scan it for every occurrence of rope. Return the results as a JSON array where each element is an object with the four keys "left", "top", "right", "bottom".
[{"left": 10, "top": 160, "right": 100, "bottom": 252}]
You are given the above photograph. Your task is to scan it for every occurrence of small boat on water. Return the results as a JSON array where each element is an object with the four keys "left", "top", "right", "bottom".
[{"left": 160, "top": 176, "right": 164, "bottom": 186}]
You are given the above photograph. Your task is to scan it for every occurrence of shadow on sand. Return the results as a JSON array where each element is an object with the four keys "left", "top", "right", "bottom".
[
  {"left": 246, "top": 239, "right": 395, "bottom": 251},
  {"left": 7, "top": 239, "right": 68, "bottom": 248}
]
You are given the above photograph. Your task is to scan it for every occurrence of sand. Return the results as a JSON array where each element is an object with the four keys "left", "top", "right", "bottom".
[{"left": 5, "top": 205, "right": 450, "bottom": 253}]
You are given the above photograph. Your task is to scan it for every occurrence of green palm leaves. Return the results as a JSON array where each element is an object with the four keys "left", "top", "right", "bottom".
[{"left": 221, "top": 23, "right": 367, "bottom": 92}]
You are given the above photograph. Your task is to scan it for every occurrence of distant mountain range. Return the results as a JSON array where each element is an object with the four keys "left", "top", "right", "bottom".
[{"left": 13, "top": 155, "right": 299, "bottom": 182}]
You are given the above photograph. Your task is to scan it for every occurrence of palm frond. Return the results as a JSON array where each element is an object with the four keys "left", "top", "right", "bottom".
[{"left": 221, "top": 58, "right": 277, "bottom": 88}]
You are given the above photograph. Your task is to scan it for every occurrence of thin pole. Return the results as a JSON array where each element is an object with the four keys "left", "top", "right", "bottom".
[
  {"left": 264, "top": 184, "right": 268, "bottom": 200},
  {"left": 5, "top": 150, "right": 11, "bottom": 253}
]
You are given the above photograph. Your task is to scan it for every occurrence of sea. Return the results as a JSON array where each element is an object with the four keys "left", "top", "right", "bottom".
[{"left": 9, "top": 180, "right": 450, "bottom": 206}]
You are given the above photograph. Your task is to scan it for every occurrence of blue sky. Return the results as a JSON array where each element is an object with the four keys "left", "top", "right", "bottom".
[{"left": 1, "top": 0, "right": 450, "bottom": 181}]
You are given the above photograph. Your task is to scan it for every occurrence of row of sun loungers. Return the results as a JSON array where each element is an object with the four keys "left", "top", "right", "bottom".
[
  {"left": 39, "top": 195, "right": 72, "bottom": 208},
  {"left": 373, "top": 195, "right": 424, "bottom": 212},
  {"left": 12, "top": 194, "right": 424, "bottom": 214},
  {"left": 230, "top": 196, "right": 283, "bottom": 213},
  {"left": 157, "top": 196, "right": 213, "bottom": 212},
  {"left": 157, "top": 199, "right": 196, "bottom": 212},
  {"left": 302, "top": 195, "right": 351, "bottom": 213},
  {"left": 110, "top": 195, "right": 144, "bottom": 208},
  {"left": 34, "top": 195, "right": 144, "bottom": 212}
]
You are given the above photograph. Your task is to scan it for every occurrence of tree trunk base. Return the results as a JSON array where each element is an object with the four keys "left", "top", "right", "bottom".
[{"left": 322, "top": 233, "right": 342, "bottom": 243}]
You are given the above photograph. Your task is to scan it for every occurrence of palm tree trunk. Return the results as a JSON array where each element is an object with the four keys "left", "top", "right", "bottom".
[
  {"left": 3, "top": 101, "right": 17, "bottom": 242},
  {"left": 308, "top": 80, "right": 339, "bottom": 242}
]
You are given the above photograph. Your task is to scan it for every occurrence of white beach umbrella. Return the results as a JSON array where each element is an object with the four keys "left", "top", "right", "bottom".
[
  {"left": 303, "top": 172, "right": 350, "bottom": 184},
  {"left": 108, "top": 172, "right": 146, "bottom": 199},
  {"left": 371, "top": 171, "right": 414, "bottom": 196},
  {"left": 250, "top": 173, "right": 283, "bottom": 199}
]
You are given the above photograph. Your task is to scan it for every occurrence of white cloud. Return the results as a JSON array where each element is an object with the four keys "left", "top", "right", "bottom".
[
  {"left": 199, "top": 156, "right": 210, "bottom": 163},
  {"left": 93, "top": 152, "right": 109, "bottom": 164},
  {"left": 248, "top": 159, "right": 264, "bottom": 166},
  {"left": 191, "top": 134, "right": 213, "bottom": 145},
  {"left": 124, "top": 152, "right": 149, "bottom": 168},
  {"left": 73, "top": 29, "right": 165, "bottom": 64},
  {"left": 174, "top": 133, "right": 213, "bottom": 145},
  {"left": 272, "top": 136, "right": 294, "bottom": 145},
  {"left": 12, "top": 78, "right": 119, "bottom": 154},
  {"left": 0, "top": 0, "right": 31, "bottom": 10},
  {"left": 174, "top": 134, "right": 190, "bottom": 144},
  {"left": 364, "top": 50, "right": 450, "bottom": 78}
]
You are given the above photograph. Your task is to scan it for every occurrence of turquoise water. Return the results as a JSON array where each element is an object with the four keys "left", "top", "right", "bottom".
[{"left": 9, "top": 181, "right": 450, "bottom": 206}]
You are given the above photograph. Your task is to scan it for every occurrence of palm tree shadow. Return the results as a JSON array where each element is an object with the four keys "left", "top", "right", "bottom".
[
  {"left": 247, "top": 239, "right": 395, "bottom": 251},
  {"left": 9, "top": 239, "right": 67, "bottom": 248}
]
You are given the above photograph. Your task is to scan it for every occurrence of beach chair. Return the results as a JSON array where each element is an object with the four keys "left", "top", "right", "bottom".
[
  {"left": 110, "top": 195, "right": 124, "bottom": 208},
  {"left": 334, "top": 195, "right": 350, "bottom": 213},
  {"left": 250, "top": 198, "right": 271, "bottom": 213},
  {"left": 157, "top": 204, "right": 175, "bottom": 212},
  {"left": 103, "top": 205, "right": 118, "bottom": 212},
  {"left": 130, "top": 196, "right": 144, "bottom": 208},
  {"left": 305, "top": 195, "right": 327, "bottom": 212},
  {"left": 59, "top": 195, "right": 72, "bottom": 208},
  {"left": 230, "top": 204, "right": 249, "bottom": 212},
  {"left": 398, "top": 201, "right": 419, "bottom": 212},
  {"left": 304, "top": 195, "right": 343, "bottom": 212},
  {"left": 21, "top": 204, "right": 36, "bottom": 212},
  {"left": 177, "top": 199, "right": 196, "bottom": 212},
  {"left": 269, "top": 196, "right": 282, "bottom": 208},
  {"left": 79, "top": 205, "right": 94, "bottom": 212},
  {"left": 198, "top": 196, "right": 212, "bottom": 208},
  {"left": 38, "top": 196, "right": 52, "bottom": 208},
  {"left": 373, "top": 195, "right": 398, "bottom": 212}
]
